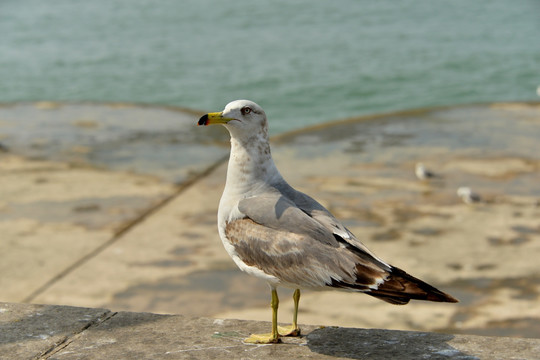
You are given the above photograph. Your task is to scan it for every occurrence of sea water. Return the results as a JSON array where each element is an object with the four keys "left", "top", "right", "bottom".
[{"left": 1, "top": 0, "right": 539, "bottom": 133}]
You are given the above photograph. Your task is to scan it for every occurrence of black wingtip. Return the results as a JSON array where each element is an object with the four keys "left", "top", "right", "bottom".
[
  {"left": 376, "top": 266, "right": 459, "bottom": 304},
  {"left": 198, "top": 114, "right": 208, "bottom": 126}
]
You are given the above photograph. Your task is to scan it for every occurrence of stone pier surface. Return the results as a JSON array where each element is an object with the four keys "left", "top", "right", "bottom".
[
  {"left": 1, "top": 102, "right": 540, "bottom": 351},
  {"left": 1, "top": 302, "right": 539, "bottom": 360}
]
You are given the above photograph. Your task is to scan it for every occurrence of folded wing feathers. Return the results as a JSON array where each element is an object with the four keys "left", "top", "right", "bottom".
[
  {"left": 225, "top": 218, "right": 386, "bottom": 289},
  {"left": 229, "top": 186, "right": 457, "bottom": 304}
]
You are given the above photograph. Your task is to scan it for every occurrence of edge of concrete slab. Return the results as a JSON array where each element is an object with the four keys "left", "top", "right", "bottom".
[{"left": 1, "top": 302, "right": 539, "bottom": 360}]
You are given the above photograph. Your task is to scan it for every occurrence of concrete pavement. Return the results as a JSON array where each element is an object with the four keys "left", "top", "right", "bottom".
[
  {"left": 2, "top": 302, "right": 540, "bottom": 359},
  {"left": 1, "top": 102, "right": 540, "bottom": 342}
]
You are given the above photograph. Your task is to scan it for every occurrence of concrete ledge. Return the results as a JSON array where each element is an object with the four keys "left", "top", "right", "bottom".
[{"left": 1, "top": 302, "right": 539, "bottom": 360}]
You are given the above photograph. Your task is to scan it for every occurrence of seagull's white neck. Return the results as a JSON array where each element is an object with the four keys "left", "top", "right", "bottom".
[{"left": 224, "top": 132, "right": 283, "bottom": 198}]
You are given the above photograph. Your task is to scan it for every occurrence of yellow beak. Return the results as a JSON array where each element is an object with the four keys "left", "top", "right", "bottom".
[{"left": 198, "top": 112, "right": 234, "bottom": 126}]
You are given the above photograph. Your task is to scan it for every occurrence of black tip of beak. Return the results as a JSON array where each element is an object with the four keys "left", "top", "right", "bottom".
[{"left": 198, "top": 114, "right": 208, "bottom": 126}]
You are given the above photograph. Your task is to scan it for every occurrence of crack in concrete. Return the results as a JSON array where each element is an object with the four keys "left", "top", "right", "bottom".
[
  {"left": 37, "top": 311, "right": 118, "bottom": 360},
  {"left": 38, "top": 311, "right": 118, "bottom": 359},
  {"left": 22, "top": 156, "right": 227, "bottom": 304}
]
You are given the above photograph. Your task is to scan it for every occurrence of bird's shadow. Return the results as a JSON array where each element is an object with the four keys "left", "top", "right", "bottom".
[{"left": 305, "top": 327, "right": 477, "bottom": 360}]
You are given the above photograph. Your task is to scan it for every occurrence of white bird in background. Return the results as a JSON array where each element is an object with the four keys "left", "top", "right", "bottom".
[
  {"left": 198, "top": 100, "right": 457, "bottom": 344},
  {"left": 457, "top": 187, "right": 481, "bottom": 204},
  {"left": 415, "top": 162, "right": 440, "bottom": 180}
]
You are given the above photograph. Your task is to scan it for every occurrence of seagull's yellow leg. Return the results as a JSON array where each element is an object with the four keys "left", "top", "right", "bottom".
[
  {"left": 278, "top": 289, "right": 301, "bottom": 337},
  {"left": 244, "top": 289, "right": 281, "bottom": 344}
]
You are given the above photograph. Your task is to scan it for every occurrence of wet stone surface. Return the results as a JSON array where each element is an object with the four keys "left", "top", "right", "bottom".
[{"left": 0, "top": 102, "right": 228, "bottom": 183}]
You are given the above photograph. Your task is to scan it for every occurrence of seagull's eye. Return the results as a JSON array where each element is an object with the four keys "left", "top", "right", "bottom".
[{"left": 241, "top": 107, "right": 252, "bottom": 115}]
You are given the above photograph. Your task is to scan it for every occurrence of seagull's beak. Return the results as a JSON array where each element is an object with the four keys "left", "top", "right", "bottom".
[{"left": 198, "top": 112, "right": 234, "bottom": 126}]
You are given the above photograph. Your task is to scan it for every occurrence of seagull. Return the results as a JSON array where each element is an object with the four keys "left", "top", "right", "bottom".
[
  {"left": 198, "top": 100, "right": 457, "bottom": 344},
  {"left": 415, "top": 163, "right": 440, "bottom": 180},
  {"left": 457, "top": 187, "right": 481, "bottom": 204}
]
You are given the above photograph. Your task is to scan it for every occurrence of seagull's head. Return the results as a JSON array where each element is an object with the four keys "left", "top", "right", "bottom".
[{"left": 198, "top": 100, "right": 268, "bottom": 139}]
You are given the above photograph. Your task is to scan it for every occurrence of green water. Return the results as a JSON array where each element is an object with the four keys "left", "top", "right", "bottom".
[{"left": 1, "top": 0, "right": 539, "bottom": 133}]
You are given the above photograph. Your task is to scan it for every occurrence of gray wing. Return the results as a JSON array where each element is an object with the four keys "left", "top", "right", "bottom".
[
  {"left": 239, "top": 181, "right": 353, "bottom": 241},
  {"left": 238, "top": 191, "right": 339, "bottom": 247},
  {"left": 233, "top": 186, "right": 458, "bottom": 303},
  {"left": 276, "top": 181, "right": 389, "bottom": 266},
  {"left": 233, "top": 190, "right": 390, "bottom": 288},
  {"left": 238, "top": 184, "right": 389, "bottom": 270},
  {"left": 225, "top": 217, "right": 387, "bottom": 289},
  {"left": 280, "top": 184, "right": 354, "bottom": 238}
]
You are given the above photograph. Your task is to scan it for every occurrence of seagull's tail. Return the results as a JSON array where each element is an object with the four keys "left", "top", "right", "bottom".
[{"left": 366, "top": 266, "right": 458, "bottom": 305}]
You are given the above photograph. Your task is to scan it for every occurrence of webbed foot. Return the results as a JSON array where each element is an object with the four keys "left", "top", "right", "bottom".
[
  {"left": 244, "top": 333, "right": 281, "bottom": 344},
  {"left": 278, "top": 325, "right": 301, "bottom": 337}
]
